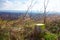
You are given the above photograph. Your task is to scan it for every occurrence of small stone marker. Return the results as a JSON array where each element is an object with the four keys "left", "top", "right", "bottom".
[{"left": 35, "top": 24, "right": 45, "bottom": 30}]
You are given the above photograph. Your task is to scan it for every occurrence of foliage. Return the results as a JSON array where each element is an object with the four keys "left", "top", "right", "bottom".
[
  {"left": 0, "top": 18, "right": 60, "bottom": 40},
  {"left": 49, "top": 26, "right": 59, "bottom": 34},
  {"left": 0, "top": 29, "right": 9, "bottom": 40},
  {"left": 44, "top": 32, "right": 58, "bottom": 40}
]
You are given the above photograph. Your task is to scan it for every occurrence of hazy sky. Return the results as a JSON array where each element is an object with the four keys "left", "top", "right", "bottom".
[{"left": 0, "top": 0, "right": 60, "bottom": 12}]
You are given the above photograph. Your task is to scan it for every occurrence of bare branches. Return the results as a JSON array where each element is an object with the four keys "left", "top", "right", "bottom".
[
  {"left": 24, "top": 0, "right": 37, "bottom": 20},
  {"left": 24, "top": 0, "right": 34, "bottom": 17},
  {"left": 44, "top": 0, "right": 49, "bottom": 9}
]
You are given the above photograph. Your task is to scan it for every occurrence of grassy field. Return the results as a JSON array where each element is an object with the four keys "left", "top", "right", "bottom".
[{"left": 0, "top": 18, "right": 60, "bottom": 40}]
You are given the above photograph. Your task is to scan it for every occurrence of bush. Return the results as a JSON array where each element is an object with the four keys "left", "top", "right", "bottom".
[
  {"left": 49, "top": 26, "right": 59, "bottom": 34},
  {"left": 0, "top": 29, "right": 9, "bottom": 40},
  {"left": 44, "top": 32, "right": 58, "bottom": 40}
]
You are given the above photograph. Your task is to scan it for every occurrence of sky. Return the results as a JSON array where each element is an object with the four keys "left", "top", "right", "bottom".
[{"left": 0, "top": 0, "right": 60, "bottom": 12}]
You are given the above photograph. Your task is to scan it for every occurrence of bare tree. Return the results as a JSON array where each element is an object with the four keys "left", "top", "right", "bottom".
[
  {"left": 43, "top": 0, "right": 49, "bottom": 24},
  {"left": 24, "top": 0, "right": 34, "bottom": 19},
  {"left": 23, "top": 0, "right": 37, "bottom": 20}
]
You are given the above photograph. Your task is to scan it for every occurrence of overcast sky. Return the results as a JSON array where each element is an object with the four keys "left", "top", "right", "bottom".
[{"left": 0, "top": 0, "right": 60, "bottom": 12}]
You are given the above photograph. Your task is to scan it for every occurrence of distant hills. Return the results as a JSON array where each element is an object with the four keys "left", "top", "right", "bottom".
[{"left": 0, "top": 11, "right": 60, "bottom": 21}]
